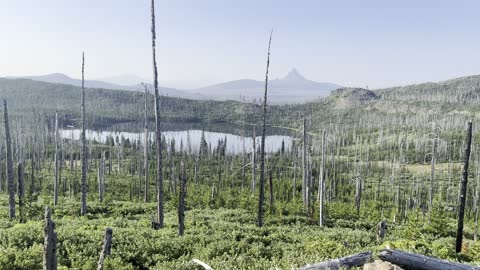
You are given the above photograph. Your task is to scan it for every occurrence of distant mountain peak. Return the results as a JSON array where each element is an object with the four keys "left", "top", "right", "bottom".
[
  {"left": 45, "top": 73, "right": 72, "bottom": 79},
  {"left": 282, "top": 68, "right": 306, "bottom": 81}
]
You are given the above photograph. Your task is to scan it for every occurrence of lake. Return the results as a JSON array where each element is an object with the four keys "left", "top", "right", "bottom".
[{"left": 60, "top": 129, "right": 292, "bottom": 154}]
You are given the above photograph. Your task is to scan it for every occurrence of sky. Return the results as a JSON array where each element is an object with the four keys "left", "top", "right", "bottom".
[{"left": 1, "top": 0, "right": 480, "bottom": 89}]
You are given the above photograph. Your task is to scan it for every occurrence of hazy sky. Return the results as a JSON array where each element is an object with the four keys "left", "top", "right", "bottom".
[{"left": 2, "top": 0, "right": 480, "bottom": 89}]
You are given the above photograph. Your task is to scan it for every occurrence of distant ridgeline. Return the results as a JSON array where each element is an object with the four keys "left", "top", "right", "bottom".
[{"left": 0, "top": 75, "right": 479, "bottom": 135}]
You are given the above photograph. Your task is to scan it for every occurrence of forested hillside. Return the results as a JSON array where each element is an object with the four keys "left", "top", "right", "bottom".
[{"left": 2, "top": 73, "right": 480, "bottom": 269}]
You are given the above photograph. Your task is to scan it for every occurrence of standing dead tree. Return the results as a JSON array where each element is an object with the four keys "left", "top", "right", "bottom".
[
  {"left": 269, "top": 169, "right": 274, "bottom": 213},
  {"left": 4, "top": 100, "right": 15, "bottom": 219},
  {"left": 319, "top": 128, "right": 326, "bottom": 226},
  {"left": 54, "top": 112, "right": 59, "bottom": 206},
  {"left": 257, "top": 30, "right": 272, "bottom": 227},
  {"left": 97, "top": 227, "right": 113, "bottom": 270},
  {"left": 143, "top": 83, "right": 149, "bottom": 203},
  {"left": 150, "top": 0, "right": 164, "bottom": 228},
  {"left": 98, "top": 152, "right": 105, "bottom": 203},
  {"left": 178, "top": 160, "right": 186, "bottom": 236},
  {"left": 43, "top": 207, "right": 57, "bottom": 270},
  {"left": 302, "top": 118, "right": 308, "bottom": 209},
  {"left": 17, "top": 162, "right": 25, "bottom": 222},
  {"left": 456, "top": 120, "right": 473, "bottom": 253},
  {"left": 80, "top": 52, "right": 88, "bottom": 216},
  {"left": 251, "top": 126, "right": 257, "bottom": 193}
]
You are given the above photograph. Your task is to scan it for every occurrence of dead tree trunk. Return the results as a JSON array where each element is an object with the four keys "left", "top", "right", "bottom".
[
  {"left": 269, "top": 169, "right": 274, "bottom": 213},
  {"left": 43, "top": 207, "right": 57, "bottom": 270},
  {"left": 456, "top": 120, "right": 473, "bottom": 253},
  {"left": 98, "top": 152, "right": 105, "bottom": 203},
  {"left": 429, "top": 136, "right": 436, "bottom": 210},
  {"left": 31, "top": 149, "right": 35, "bottom": 195},
  {"left": 257, "top": 30, "right": 272, "bottom": 227},
  {"left": 379, "top": 249, "right": 479, "bottom": 270},
  {"left": 302, "top": 117, "right": 307, "bottom": 207},
  {"left": 80, "top": 52, "right": 88, "bottom": 216},
  {"left": 54, "top": 112, "right": 59, "bottom": 206},
  {"left": 17, "top": 162, "right": 24, "bottom": 222},
  {"left": 150, "top": 0, "right": 164, "bottom": 228},
  {"left": 97, "top": 227, "right": 113, "bottom": 270},
  {"left": 355, "top": 176, "right": 362, "bottom": 216},
  {"left": 475, "top": 165, "right": 480, "bottom": 241},
  {"left": 251, "top": 126, "right": 256, "bottom": 193},
  {"left": 143, "top": 83, "right": 149, "bottom": 203},
  {"left": 178, "top": 160, "right": 186, "bottom": 236},
  {"left": 299, "top": 251, "right": 372, "bottom": 270},
  {"left": 319, "top": 128, "right": 326, "bottom": 226},
  {"left": 4, "top": 100, "right": 15, "bottom": 219}
]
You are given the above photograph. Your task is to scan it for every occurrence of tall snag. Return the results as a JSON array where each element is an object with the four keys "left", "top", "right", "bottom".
[
  {"left": 178, "top": 160, "right": 186, "bottom": 236},
  {"left": 54, "top": 112, "right": 59, "bottom": 206},
  {"left": 80, "top": 52, "right": 88, "bottom": 216},
  {"left": 319, "top": 128, "right": 326, "bottom": 226},
  {"left": 17, "top": 162, "right": 24, "bottom": 222},
  {"left": 456, "top": 120, "right": 473, "bottom": 253},
  {"left": 143, "top": 83, "right": 149, "bottom": 203},
  {"left": 150, "top": 0, "right": 164, "bottom": 228},
  {"left": 251, "top": 125, "right": 257, "bottom": 193},
  {"left": 4, "top": 99, "right": 15, "bottom": 219},
  {"left": 257, "top": 30, "right": 272, "bottom": 227},
  {"left": 302, "top": 118, "right": 308, "bottom": 207}
]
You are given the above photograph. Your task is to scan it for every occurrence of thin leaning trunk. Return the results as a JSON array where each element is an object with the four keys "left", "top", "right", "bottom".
[
  {"left": 80, "top": 52, "right": 88, "bottom": 216},
  {"left": 4, "top": 100, "right": 15, "bottom": 219},
  {"left": 257, "top": 30, "right": 273, "bottom": 227},
  {"left": 150, "top": 0, "right": 164, "bottom": 228}
]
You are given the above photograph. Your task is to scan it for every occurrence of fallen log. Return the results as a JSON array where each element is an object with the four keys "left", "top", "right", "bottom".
[
  {"left": 379, "top": 249, "right": 480, "bottom": 270},
  {"left": 298, "top": 251, "right": 372, "bottom": 270}
]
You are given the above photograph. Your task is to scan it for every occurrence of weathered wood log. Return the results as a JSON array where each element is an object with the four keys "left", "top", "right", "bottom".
[
  {"left": 43, "top": 207, "right": 57, "bottom": 270},
  {"left": 379, "top": 249, "right": 480, "bottom": 270},
  {"left": 97, "top": 227, "right": 113, "bottom": 270},
  {"left": 190, "top": 259, "right": 213, "bottom": 270},
  {"left": 298, "top": 251, "right": 372, "bottom": 270}
]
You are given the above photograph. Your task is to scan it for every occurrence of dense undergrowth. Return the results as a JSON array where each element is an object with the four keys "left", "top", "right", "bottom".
[{"left": 1, "top": 186, "right": 480, "bottom": 269}]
